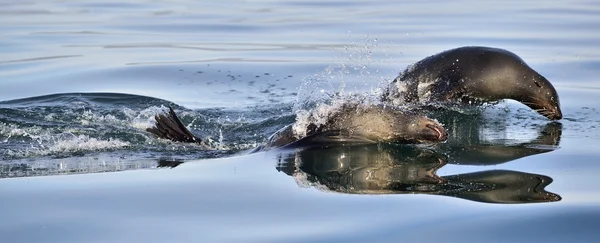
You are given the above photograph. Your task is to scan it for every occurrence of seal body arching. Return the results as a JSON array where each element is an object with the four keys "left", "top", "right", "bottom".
[{"left": 382, "top": 46, "right": 562, "bottom": 120}]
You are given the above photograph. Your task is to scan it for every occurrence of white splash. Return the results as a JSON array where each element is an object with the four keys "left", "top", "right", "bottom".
[
  {"left": 292, "top": 36, "right": 397, "bottom": 137},
  {"left": 45, "top": 135, "right": 130, "bottom": 154},
  {"left": 292, "top": 98, "right": 354, "bottom": 138},
  {"left": 125, "top": 105, "right": 169, "bottom": 130},
  {"left": 78, "top": 110, "right": 122, "bottom": 126},
  {"left": 3, "top": 134, "right": 130, "bottom": 158}
]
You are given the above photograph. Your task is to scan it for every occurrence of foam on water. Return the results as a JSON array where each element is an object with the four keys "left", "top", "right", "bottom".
[
  {"left": 6, "top": 135, "right": 130, "bottom": 158},
  {"left": 0, "top": 103, "right": 174, "bottom": 160},
  {"left": 292, "top": 36, "right": 397, "bottom": 137},
  {"left": 125, "top": 105, "right": 171, "bottom": 130},
  {"left": 293, "top": 98, "right": 360, "bottom": 138},
  {"left": 1, "top": 123, "right": 132, "bottom": 159},
  {"left": 0, "top": 94, "right": 296, "bottom": 164}
]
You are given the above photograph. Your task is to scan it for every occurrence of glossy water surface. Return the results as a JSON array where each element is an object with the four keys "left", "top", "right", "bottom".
[{"left": 1, "top": 0, "right": 600, "bottom": 242}]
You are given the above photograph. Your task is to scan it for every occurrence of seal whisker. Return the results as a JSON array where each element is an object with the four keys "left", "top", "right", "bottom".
[
  {"left": 520, "top": 101, "right": 538, "bottom": 106},
  {"left": 529, "top": 96, "right": 545, "bottom": 104}
]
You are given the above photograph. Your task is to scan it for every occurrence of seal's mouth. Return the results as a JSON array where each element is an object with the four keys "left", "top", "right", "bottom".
[
  {"left": 529, "top": 103, "right": 562, "bottom": 120},
  {"left": 400, "top": 117, "right": 448, "bottom": 144},
  {"left": 425, "top": 123, "right": 448, "bottom": 141},
  {"left": 546, "top": 109, "right": 562, "bottom": 120},
  {"left": 536, "top": 104, "right": 562, "bottom": 120}
]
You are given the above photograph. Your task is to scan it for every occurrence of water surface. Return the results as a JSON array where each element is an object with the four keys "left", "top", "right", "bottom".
[{"left": 1, "top": 0, "right": 600, "bottom": 242}]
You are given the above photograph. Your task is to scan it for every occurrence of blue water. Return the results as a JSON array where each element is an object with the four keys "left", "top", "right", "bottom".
[{"left": 1, "top": 0, "right": 600, "bottom": 242}]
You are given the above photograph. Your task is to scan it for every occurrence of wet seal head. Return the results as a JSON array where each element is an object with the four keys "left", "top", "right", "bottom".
[
  {"left": 516, "top": 74, "right": 562, "bottom": 120},
  {"left": 303, "top": 104, "right": 448, "bottom": 145},
  {"left": 382, "top": 46, "right": 563, "bottom": 120},
  {"left": 387, "top": 110, "right": 448, "bottom": 143}
]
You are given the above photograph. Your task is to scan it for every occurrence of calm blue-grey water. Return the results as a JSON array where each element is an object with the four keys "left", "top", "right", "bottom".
[{"left": 1, "top": 0, "right": 600, "bottom": 242}]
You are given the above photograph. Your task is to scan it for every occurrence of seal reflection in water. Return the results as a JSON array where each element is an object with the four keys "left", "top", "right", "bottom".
[
  {"left": 276, "top": 144, "right": 561, "bottom": 204},
  {"left": 444, "top": 122, "right": 562, "bottom": 165},
  {"left": 425, "top": 109, "right": 563, "bottom": 165},
  {"left": 382, "top": 46, "right": 562, "bottom": 120}
]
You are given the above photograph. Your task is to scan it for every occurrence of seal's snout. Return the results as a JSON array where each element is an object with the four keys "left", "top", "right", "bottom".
[
  {"left": 526, "top": 97, "right": 562, "bottom": 120},
  {"left": 549, "top": 107, "right": 562, "bottom": 120},
  {"left": 426, "top": 123, "right": 448, "bottom": 141},
  {"left": 540, "top": 105, "right": 562, "bottom": 120},
  {"left": 423, "top": 120, "right": 448, "bottom": 142},
  {"left": 548, "top": 112, "right": 562, "bottom": 120}
]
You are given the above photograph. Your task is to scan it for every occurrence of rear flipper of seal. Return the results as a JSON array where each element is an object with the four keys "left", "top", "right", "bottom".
[{"left": 146, "top": 107, "right": 211, "bottom": 149}]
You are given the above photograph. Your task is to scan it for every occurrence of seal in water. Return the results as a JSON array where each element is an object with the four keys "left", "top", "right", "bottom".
[
  {"left": 146, "top": 104, "right": 448, "bottom": 151},
  {"left": 382, "top": 46, "right": 562, "bottom": 120}
]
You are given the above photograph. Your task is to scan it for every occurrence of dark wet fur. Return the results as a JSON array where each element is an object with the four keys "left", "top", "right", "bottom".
[
  {"left": 146, "top": 107, "right": 210, "bottom": 149},
  {"left": 383, "top": 46, "right": 562, "bottom": 120}
]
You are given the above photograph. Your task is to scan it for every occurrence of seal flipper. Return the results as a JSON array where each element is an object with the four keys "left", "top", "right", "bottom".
[{"left": 146, "top": 107, "right": 209, "bottom": 148}]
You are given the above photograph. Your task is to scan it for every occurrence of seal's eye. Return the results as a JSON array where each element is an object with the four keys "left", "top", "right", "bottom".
[{"left": 533, "top": 79, "right": 542, "bottom": 88}]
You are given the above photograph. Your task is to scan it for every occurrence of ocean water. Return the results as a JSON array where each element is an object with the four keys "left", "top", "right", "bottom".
[{"left": 1, "top": 0, "right": 600, "bottom": 242}]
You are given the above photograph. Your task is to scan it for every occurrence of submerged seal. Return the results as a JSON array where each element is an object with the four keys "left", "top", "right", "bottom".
[
  {"left": 382, "top": 46, "right": 562, "bottom": 120},
  {"left": 146, "top": 105, "right": 448, "bottom": 151}
]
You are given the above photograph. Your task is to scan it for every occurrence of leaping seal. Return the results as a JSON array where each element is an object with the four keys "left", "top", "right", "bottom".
[{"left": 382, "top": 46, "right": 562, "bottom": 120}]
